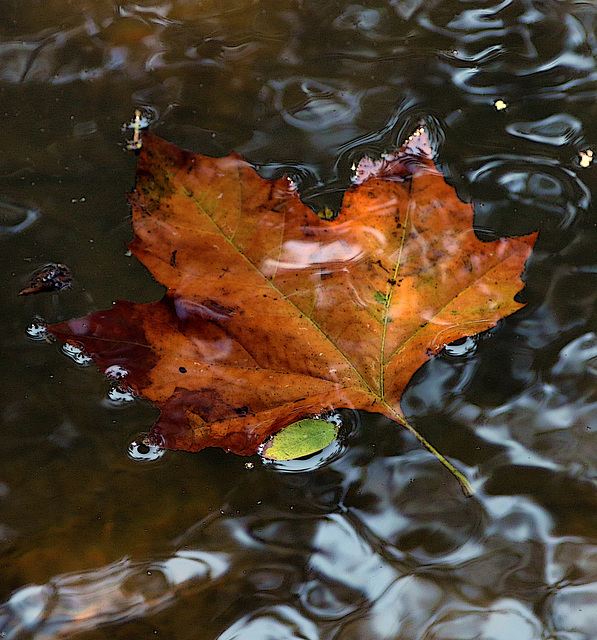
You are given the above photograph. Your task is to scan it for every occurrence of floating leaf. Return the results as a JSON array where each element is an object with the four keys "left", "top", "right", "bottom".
[{"left": 48, "top": 127, "right": 537, "bottom": 492}]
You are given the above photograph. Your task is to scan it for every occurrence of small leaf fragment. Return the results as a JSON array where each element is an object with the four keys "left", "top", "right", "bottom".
[
  {"left": 19, "top": 263, "right": 72, "bottom": 295},
  {"left": 317, "top": 206, "right": 337, "bottom": 220},
  {"left": 260, "top": 418, "right": 339, "bottom": 461}
]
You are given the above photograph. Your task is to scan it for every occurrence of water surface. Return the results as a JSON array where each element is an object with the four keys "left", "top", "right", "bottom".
[{"left": 2, "top": 0, "right": 597, "bottom": 638}]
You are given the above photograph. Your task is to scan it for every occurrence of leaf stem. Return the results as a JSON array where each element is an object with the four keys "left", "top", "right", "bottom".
[{"left": 393, "top": 412, "right": 474, "bottom": 497}]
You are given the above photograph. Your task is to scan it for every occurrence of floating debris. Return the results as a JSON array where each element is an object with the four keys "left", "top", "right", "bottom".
[
  {"left": 580, "top": 149, "right": 594, "bottom": 168},
  {"left": 316, "top": 206, "right": 336, "bottom": 220},
  {"left": 19, "top": 263, "right": 72, "bottom": 296},
  {"left": 494, "top": 99, "right": 507, "bottom": 111},
  {"left": 124, "top": 109, "right": 149, "bottom": 151}
]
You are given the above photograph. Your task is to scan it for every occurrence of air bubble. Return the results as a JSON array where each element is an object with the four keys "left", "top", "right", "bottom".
[
  {"left": 128, "top": 435, "right": 165, "bottom": 462},
  {"left": 26, "top": 319, "right": 49, "bottom": 341},
  {"left": 107, "top": 385, "right": 135, "bottom": 403},
  {"left": 62, "top": 342, "right": 92, "bottom": 365},
  {"left": 105, "top": 365, "right": 129, "bottom": 379},
  {"left": 442, "top": 335, "right": 479, "bottom": 358}
]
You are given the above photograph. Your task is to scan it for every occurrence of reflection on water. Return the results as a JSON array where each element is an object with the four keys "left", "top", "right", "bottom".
[
  {"left": 3, "top": 342, "right": 597, "bottom": 639},
  {"left": 2, "top": 0, "right": 597, "bottom": 638},
  {"left": 0, "top": 200, "right": 39, "bottom": 236}
]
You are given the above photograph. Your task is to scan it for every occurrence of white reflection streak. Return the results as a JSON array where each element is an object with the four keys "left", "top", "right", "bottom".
[
  {"left": 262, "top": 226, "right": 386, "bottom": 278},
  {"left": 345, "top": 274, "right": 371, "bottom": 309},
  {"left": 262, "top": 240, "right": 363, "bottom": 276},
  {"left": 0, "top": 551, "right": 229, "bottom": 639},
  {"left": 426, "top": 319, "right": 491, "bottom": 351}
]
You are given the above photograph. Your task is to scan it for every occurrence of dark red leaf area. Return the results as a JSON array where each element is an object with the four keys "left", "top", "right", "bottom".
[{"left": 50, "top": 300, "right": 159, "bottom": 389}]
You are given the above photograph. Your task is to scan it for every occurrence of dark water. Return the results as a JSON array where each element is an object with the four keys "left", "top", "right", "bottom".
[{"left": 2, "top": 0, "right": 597, "bottom": 637}]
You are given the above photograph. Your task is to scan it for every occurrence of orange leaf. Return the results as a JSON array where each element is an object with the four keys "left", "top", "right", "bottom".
[{"left": 49, "top": 128, "right": 536, "bottom": 471}]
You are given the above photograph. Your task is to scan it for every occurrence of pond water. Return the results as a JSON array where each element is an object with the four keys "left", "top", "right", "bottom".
[{"left": 2, "top": 0, "right": 597, "bottom": 638}]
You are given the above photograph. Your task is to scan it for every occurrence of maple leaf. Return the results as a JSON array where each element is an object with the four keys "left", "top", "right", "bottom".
[{"left": 48, "top": 127, "right": 536, "bottom": 491}]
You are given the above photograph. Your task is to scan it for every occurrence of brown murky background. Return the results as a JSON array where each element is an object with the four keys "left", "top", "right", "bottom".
[{"left": 2, "top": 0, "right": 597, "bottom": 638}]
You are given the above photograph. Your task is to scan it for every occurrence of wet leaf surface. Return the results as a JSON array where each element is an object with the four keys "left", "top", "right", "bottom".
[{"left": 48, "top": 128, "right": 536, "bottom": 461}]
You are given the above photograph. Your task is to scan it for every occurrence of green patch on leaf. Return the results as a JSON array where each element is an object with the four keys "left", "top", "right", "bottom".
[
  {"left": 316, "top": 206, "right": 337, "bottom": 221},
  {"left": 373, "top": 290, "right": 388, "bottom": 305},
  {"left": 260, "top": 418, "right": 339, "bottom": 460}
]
